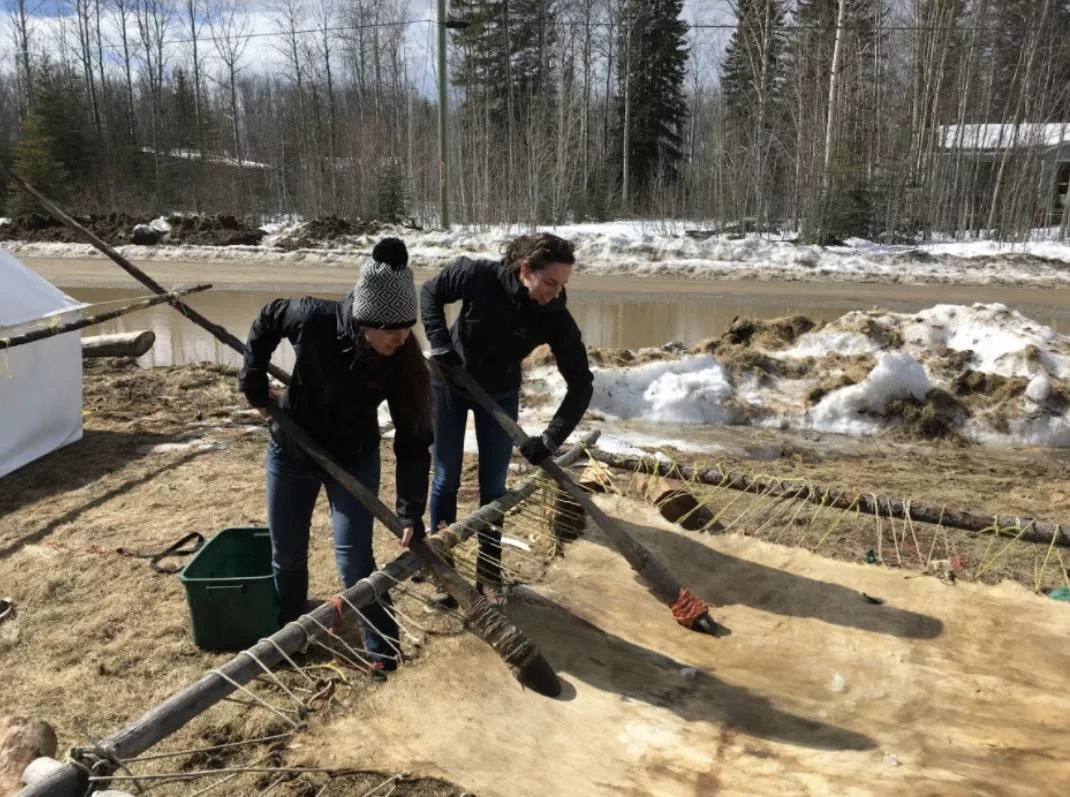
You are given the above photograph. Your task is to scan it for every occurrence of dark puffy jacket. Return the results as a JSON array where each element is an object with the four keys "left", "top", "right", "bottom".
[
  {"left": 238, "top": 292, "right": 432, "bottom": 534},
  {"left": 420, "top": 256, "right": 593, "bottom": 447}
]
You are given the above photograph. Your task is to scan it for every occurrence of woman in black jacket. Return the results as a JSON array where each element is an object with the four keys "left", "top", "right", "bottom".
[
  {"left": 239, "top": 238, "right": 431, "bottom": 675},
  {"left": 421, "top": 233, "right": 593, "bottom": 599}
]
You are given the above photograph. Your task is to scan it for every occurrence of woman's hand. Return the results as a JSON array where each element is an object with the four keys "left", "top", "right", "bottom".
[
  {"left": 519, "top": 434, "right": 554, "bottom": 466},
  {"left": 250, "top": 389, "right": 279, "bottom": 419},
  {"left": 430, "top": 347, "right": 463, "bottom": 371},
  {"left": 399, "top": 526, "right": 416, "bottom": 547}
]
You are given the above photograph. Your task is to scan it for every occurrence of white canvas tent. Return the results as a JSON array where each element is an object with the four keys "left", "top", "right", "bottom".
[{"left": 0, "top": 248, "right": 84, "bottom": 478}]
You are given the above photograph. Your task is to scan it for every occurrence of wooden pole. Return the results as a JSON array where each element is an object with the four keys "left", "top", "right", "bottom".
[
  {"left": 435, "top": 0, "right": 450, "bottom": 229},
  {"left": 263, "top": 402, "right": 560, "bottom": 697},
  {"left": 0, "top": 161, "right": 289, "bottom": 386},
  {"left": 442, "top": 366, "right": 719, "bottom": 635},
  {"left": 82, "top": 330, "right": 157, "bottom": 359},
  {"left": 587, "top": 449, "right": 1070, "bottom": 549},
  {"left": 0, "top": 286, "right": 209, "bottom": 351},
  {"left": 16, "top": 435, "right": 596, "bottom": 797}
]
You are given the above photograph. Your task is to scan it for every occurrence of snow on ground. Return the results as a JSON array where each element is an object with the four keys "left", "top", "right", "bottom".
[
  {"left": 7, "top": 220, "right": 1070, "bottom": 286},
  {"left": 527, "top": 303, "right": 1070, "bottom": 450},
  {"left": 579, "top": 355, "right": 737, "bottom": 425}
]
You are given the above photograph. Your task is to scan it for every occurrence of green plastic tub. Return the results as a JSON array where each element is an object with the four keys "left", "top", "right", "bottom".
[{"left": 179, "top": 527, "right": 280, "bottom": 652}]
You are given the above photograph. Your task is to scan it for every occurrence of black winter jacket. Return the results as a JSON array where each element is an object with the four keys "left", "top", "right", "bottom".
[
  {"left": 420, "top": 256, "right": 593, "bottom": 448},
  {"left": 238, "top": 292, "right": 432, "bottom": 534}
]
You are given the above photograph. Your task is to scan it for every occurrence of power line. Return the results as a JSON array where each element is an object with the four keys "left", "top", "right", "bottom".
[
  {"left": 161, "top": 17, "right": 428, "bottom": 48},
  {"left": 16, "top": 12, "right": 1068, "bottom": 57}
]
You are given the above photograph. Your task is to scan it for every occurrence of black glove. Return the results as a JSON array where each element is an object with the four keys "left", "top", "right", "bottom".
[
  {"left": 519, "top": 434, "right": 553, "bottom": 466},
  {"left": 431, "top": 347, "right": 463, "bottom": 372},
  {"left": 242, "top": 376, "right": 270, "bottom": 408}
]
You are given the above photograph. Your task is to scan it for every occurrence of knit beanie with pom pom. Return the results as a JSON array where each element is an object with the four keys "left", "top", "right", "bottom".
[{"left": 352, "top": 237, "right": 417, "bottom": 329}]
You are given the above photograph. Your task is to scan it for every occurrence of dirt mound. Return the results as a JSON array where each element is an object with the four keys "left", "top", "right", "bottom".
[
  {"left": 886, "top": 387, "right": 970, "bottom": 442},
  {"left": 0, "top": 212, "right": 266, "bottom": 246},
  {"left": 803, "top": 353, "right": 879, "bottom": 404},
  {"left": 526, "top": 342, "right": 687, "bottom": 370},
  {"left": 165, "top": 214, "right": 265, "bottom": 246},
  {"left": 275, "top": 216, "right": 388, "bottom": 250},
  {"left": 692, "top": 314, "right": 818, "bottom": 356},
  {"left": 951, "top": 370, "right": 1030, "bottom": 407},
  {"left": 0, "top": 212, "right": 152, "bottom": 245}
]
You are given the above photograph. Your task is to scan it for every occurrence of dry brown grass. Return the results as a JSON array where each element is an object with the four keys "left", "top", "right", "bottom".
[
  {"left": 630, "top": 431, "right": 1070, "bottom": 594},
  {"left": 526, "top": 342, "right": 678, "bottom": 369},
  {"left": 0, "top": 361, "right": 478, "bottom": 794},
  {"left": 691, "top": 314, "right": 818, "bottom": 356}
]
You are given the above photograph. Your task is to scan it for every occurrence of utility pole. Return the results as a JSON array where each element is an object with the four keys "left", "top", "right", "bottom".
[
  {"left": 622, "top": 15, "right": 632, "bottom": 212},
  {"left": 437, "top": 0, "right": 450, "bottom": 229}
]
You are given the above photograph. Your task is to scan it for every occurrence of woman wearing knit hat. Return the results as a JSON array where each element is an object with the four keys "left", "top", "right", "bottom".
[
  {"left": 238, "top": 237, "right": 430, "bottom": 677},
  {"left": 421, "top": 233, "right": 593, "bottom": 604}
]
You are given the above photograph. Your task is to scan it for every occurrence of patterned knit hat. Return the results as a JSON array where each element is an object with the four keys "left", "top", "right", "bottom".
[{"left": 352, "top": 238, "right": 417, "bottom": 329}]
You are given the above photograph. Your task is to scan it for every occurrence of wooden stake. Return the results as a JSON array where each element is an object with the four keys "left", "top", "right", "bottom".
[{"left": 634, "top": 474, "right": 720, "bottom": 532}]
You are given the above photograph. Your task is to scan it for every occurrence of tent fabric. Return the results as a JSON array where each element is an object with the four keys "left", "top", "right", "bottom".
[{"left": 0, "top": 248, "right": 84, "bottom": 478}]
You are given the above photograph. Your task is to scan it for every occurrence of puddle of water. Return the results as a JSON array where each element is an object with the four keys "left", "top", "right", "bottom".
[{"left": 64, "top": 284, "right": 1070, "bottom": 370}]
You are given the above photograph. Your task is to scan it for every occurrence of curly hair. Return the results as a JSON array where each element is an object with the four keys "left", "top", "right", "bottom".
[{"left": 503, "top": 233, "right": 576, "bottom": 273}]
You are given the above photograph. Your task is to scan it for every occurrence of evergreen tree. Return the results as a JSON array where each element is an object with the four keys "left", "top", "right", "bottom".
[
  {"left": 451, "top": 0, "right": 556, "bottom": 126},
  {"left": 8, "top": 111, "right": 68, "bottom": 216},
  {"left": 171, "top": 68, "right": 199, "bottom": 153},
  {"left": 374, "top": 158, "right": 407, "bottom": 223},
  {"left": 28, "top": 61, "right": 92, "bottom": 190},
  {"left": 721, "top": 0, "right": 786, "bottom": 127},
  {"left": 615, "top": 0, "right": 689, "bottom": 206}
]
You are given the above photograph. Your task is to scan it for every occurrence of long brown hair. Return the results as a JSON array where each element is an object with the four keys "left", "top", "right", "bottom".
[
  {"left": 503, "top": 233, "right": 576, "bottom": 274},
  {"left": 391, "top": 334, "right": 432, "bottom": 433}
]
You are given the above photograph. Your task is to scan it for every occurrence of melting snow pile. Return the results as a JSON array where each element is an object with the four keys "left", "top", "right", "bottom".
[
  {"left": 580, "top": 356, "right": 736, "bottom": 425},
  {"left": 528, "top": 303, "right": 1070, "bottom": 448},
  {"left": 6, "top": 219, "right": 1070, "bottom": 285}
]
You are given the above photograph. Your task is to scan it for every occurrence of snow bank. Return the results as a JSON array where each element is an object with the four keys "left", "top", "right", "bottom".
[
  {"left": 778, "top": 303, "right": 1070, "bottom": 380},
  {"left": 588, "top": 356, "right": 737, "bottom": 425},
  {"left": 8, "top": 220, "right": 1070, "bottom": 286},
  {"left": 530, "top": 303, "right": 1070, "bottom": 449}
]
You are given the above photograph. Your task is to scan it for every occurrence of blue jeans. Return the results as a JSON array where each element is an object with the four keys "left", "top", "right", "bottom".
[
  {"left": 266, "top": 439, "right": 398, "bottom": 666},
  {"left": 429, "top": 375, "right": 519, "bottom": 588}
]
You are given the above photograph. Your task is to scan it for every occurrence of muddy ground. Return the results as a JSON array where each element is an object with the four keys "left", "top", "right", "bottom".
[{"left": 1, "top": 361, "right": 1068, "bottom": 793}]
